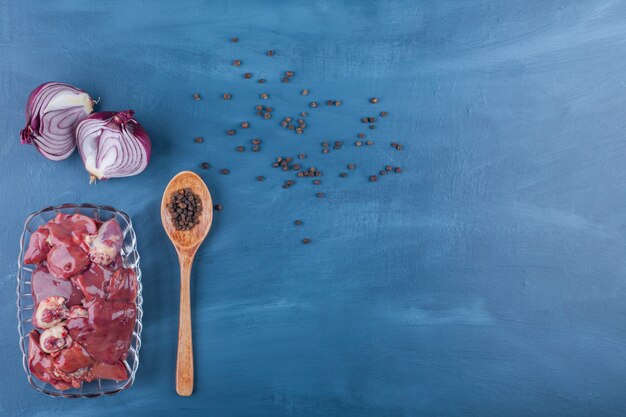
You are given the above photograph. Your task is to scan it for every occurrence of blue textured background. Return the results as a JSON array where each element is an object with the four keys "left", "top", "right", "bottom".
[{"left": 2, "top": 1, "right": 626, "bottom": 416}]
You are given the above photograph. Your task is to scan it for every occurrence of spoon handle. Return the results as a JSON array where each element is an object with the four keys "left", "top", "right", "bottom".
[{"left": 176, "top": 252, "right": 194, "bottom": 396}]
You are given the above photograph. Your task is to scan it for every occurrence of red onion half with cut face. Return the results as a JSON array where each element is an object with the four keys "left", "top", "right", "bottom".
[
  {"left": 76, "top": 110, "right": 152, "bottom": 183},
  {"left": 20, "top": 82, "right": 94, "bottom": 160}
]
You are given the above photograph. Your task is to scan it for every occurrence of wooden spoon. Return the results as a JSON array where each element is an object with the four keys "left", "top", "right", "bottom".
[{"left": 161, "top": 171, "right": 213, "bottom": 396}]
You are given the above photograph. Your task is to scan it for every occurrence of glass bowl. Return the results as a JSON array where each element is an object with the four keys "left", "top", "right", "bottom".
[{"left": 16, "top": 203, "right": 143, "bottom": 398}]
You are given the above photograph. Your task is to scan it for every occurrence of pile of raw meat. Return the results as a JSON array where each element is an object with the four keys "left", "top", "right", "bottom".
[{"left": 24, "top": 213, "right": 137, "bottom": 390}]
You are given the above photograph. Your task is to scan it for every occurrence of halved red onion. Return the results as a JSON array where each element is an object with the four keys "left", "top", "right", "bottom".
[
  {"left": 76, "top": 110, "right": 152, "bottom": 183},
  {"left": 20, "top": 82, "right": 94, "bottom": 160}
]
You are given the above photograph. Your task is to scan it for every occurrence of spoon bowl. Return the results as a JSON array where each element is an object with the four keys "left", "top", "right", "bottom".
[
  {"left": 161, "top": 171, "right": 213, "bottom": 396},
  {"left": 161, "top": 171, "right": 213, "bottom": 249}
]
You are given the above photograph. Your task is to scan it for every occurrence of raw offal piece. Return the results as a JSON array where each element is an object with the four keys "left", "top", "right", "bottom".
[
  {"left": 24, "top": 226, "right": 50, "bottom": 264},
  {"left": 28, "top": 330, "right": 72, "bottom": 390},
  {"left": 39, "top": 324, "right": 72, "bottom": 353},
  {"left": 85, "top": 219, "right": 123, "bottom": 266},
  {"left": 46, "top": 244, "right": 90, "bottom": 279},
  {"left": 54, "top": 342, "right": 94, "bottom": 374},
  {"left": 31, "top": 265, "right": 83, "bottom": 306},
  {"left": 33, "top": 296, "right": 69, "bottom": 329},
  {"left": 87, "top": 361, "right": 128, "bottom": 382},
  {"left": 47, "top": 213, "right": 98, "bottom": 250},
  {"left": 106, "top": 268, "right": 137, "bottom": 302},
  {"left": 68, "top": 299, "right": 136, "bottom": 364},
  {"left": 72, "top": 263, "right": 114, "bottom": 301}
]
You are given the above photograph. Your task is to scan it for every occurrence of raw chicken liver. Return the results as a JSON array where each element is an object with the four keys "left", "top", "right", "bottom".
[
  {"left": 24, "top": 213, "right": 136, "bottom": 390},
  {"left": 68, "top": 299, "right": 136, "bottom": 364},
  {"left": 31, "top": 265, "right": 83, "bottom": 306}
]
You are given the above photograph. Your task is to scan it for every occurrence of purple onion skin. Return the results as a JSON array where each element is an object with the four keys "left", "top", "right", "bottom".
[
  {"left": 20, "top": 82, "right": 94, "bottom": 161},
  {"left": 76, "top": 110, "right": 152, "bottom": 182}
]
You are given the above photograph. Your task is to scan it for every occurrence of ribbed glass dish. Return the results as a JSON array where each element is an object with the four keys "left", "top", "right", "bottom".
[{"left": 16, "top": 203, "right": 143, "bottom": 398}]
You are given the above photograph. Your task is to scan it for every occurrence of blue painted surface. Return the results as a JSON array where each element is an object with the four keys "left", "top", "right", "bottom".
[{"left": 1, "top": 0, "right": 626, "bottom": 415}]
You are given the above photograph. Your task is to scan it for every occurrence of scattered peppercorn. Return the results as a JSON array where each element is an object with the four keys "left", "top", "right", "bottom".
[
  {"left": 231, "top": 37, "right": 239, "bottom": 43},
  {"left": 298, "top": 166, "right": 323, "bottom": 177},
  {"left": 194, "top": 137, "right": 204, "bottom": 143},
  {"left": 301, "top": 89, "right": 309, "bottom": 96},
  {"left": 257, "top": 176, "right": 265, "bottom": 181},
  {"left": 394, "top": 167, "right": 402, "bottom": 173},
  {"left": 369, "top": 125, "right": 376, "bottom": 129},
  {"left": 241, "top": 121, "right": 250, "bottom": 129},
  {"left": 264, "top": 113, "right": 272, "bottom": 119},
  {"left": 233, "top": 59, "right": 241, "bottom": 66},
  {"left": 380, "top": 111, "right": 388, "bottom": 117},
  {"left": 385, "top": 165, "right": 392, "bottom": 171},
  {"left": 266, "top": 50, "right": 275, "bottom": 56},
  {"left": 348, "top": 163, "right": 356, "bottom": 170},
  {"left": 226, "top": 130, "right": 236, "bottom": 136},
  {"left": 302, "top": 238, "right": 311, "bottom": 244},
  {"left": 222, "top": 93, "right": 232, "bottom": 100},
  {"left": 355, "top": 141, "right": 362, "bottom": 147},
  {"left": 244, "top": 72, "right": 252, "bottom": 79},
  {"left": 236, "top": 146, "right": 245, "bottom": 152},
  {"left": 298, "top": 153, "right": 306, "bottom": 159},
  {"left": 369, "top": 175, "right": 378, "bottom": 182},
  {"left": 310, "top": 101, "right": 318, "bottom": 108},
  {"left": 214, "top": 204, "right": 223, "bottom": 211},
  {"left": 220, "top": 169, "right": 230, "bottom": 175},
  {"left": 357, "top": 133, "right": 365, "bottom": 139},
  {"left": 339, "top": 172, "right": 347, "bottom": 178},
  {"left": 252, "top": 138, "right": 261, "bottom": 145},
  {"left": 201, "top": 162, "right": 210, "bottom": 169},
  {"left": 366, "top": 140, "right": 374, "bottom": 145},
  {"left": 322, "top": 148, "right": 330, "bottom": 154},
  {"left": 260, "top": 93, "right": 269, "bottom": 99},
  {"left": 193, "top": 93, "right": 201, "bottom": 101},
  {"left": 252, "top": 145, "right": 260, "bottom": 152},
  {"left": 313, "top": 180, "right": 321, "bottom": 185},
  {"left": 294, "top": 219, "right": 303, "bottom": 226},
  {"left": 370, "top": 97, "right": 378, "bottom": 103},
  {"left": 257, "top": 78, "right": 265, "bottom": 83},
  {"left": 315, "top": 192, "right": 324, "bottom": 198}
]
